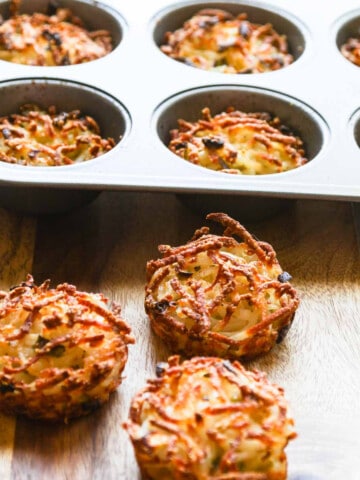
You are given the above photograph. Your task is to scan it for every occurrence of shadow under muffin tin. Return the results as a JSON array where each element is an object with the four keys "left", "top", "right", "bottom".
[{"left": 0, "top": 0, "right": 359, "bottom": 214}]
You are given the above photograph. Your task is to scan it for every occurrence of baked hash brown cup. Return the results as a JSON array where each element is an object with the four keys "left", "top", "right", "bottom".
[
  {"left": 168, "top": 106, "right": 308, "bottom": 175},
  {"left": 124, "top": 355, "right": 296, "bottom": 480},
  {"left": 145, "top": 212, "right": 299, "bottom": 359},
  {"left": 160, "top": 8, "right": 293, "bottom": 74},
  {"left": 0, "top": 5, "right": 112, "bottom": 66},
  {"left": 0, "top": 103, "right": 115, "bottom": 166},
  {"left": 0, "top": 275, "right": 134, "bottom": 422}
]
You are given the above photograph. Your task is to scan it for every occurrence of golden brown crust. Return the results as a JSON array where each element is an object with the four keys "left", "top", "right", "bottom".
[
  {"left": 161, "top": 9, "right": 293, "bottom": 74},
  {"left": 168, "top": 107, "right": 307, "bottom": 175},
  {"left": 0, "top": 275, "right": 134, "bottom": 422},
  {"left": 0, "top": 104, "right": 115, "bottom": 166},
  {"left": 341, "top": 37, "right": 360, "bottom": 66},
  {"left": 0, "top": 7, "right": 112, "bottom": 66},
  {"left": 124, "top": 355, "right": 296, "bottom": 480},
  {"left": 145, "top": 213, "right": 299, "bottom": 359}
]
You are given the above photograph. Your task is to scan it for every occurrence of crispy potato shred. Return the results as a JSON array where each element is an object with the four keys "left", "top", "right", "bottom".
[
  {"left": 161, "top": 9, "right": 293, "bottom": 74},
  {"left": 145, "top": 213, "right": 299, "bottom": 359},
  {"left": 168, "top": 106, "right": 308, "bottom": 175},
  {"left": 124, "top": 355, "right": 296, "bottom": 480},
  {"left": 0, "top": 104, "right": 115, "bottom": 166},
  {"left": 0, "top": 275, "right": 134, "bottom": 422},
  {"left": 0, "top": 6, "right": 112, "bottom": 66},
  {"left": 341, "top": 36, "right": 360, "bottom": 66}
]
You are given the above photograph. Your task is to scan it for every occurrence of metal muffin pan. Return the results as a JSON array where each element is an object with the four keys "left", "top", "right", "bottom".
[{"left": 0, "top": 0, "right": 360, "bottom": 213}]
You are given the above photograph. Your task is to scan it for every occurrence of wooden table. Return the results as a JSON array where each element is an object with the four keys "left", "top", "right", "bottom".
[{"left": 0, "top": 191, "right": 359, "bottom": 480}]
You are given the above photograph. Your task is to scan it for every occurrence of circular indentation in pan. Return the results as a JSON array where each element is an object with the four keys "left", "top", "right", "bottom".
[
  {"left": 335, "top": 9, "right": 360, "bottom": 67},
  {"left": 0, "top": 0, "right": 125, "bottom": 66},
  {"left": 0, "top": 77, "right": 130, "bottom": 156},
  {"left": 152, "top": 0, "right": 307, "bottom": 74},
  {"left": 154, "top": 85, "right": 328, "bottom": 221},
  {"left": 0, "top": 77, "right": 131, "bottom": 213},
  {"left": 154, "top": 85, "right": 327, "bottom": 173}
]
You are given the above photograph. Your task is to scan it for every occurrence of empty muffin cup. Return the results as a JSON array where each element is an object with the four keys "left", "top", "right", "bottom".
[{"left": 152, "top": 0, "right": 307, "bottom": 74}]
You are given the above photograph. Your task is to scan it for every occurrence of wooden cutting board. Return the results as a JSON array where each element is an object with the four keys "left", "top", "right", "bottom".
[{"left": 0, "top": 191, "right": 359, "bottom": 479}]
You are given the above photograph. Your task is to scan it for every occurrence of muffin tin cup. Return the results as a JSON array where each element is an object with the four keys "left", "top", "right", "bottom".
[
  {"left": 153, "top": 83, "right": 329, "bottom": 219},
  {"left": 0, "top": 0, "right": 359, "bottom": 215},
  {"left": 0, "top": 0, "right": 126, "bottom": 53},
  {"left": 152, "top": 0, "right": 308, "bottom": 68},
  {"left": 0, "top": 77, "right": 131, "bottom": 213},
  {"left": 154, "top": 84, "right": 327, "bottom": 163}
]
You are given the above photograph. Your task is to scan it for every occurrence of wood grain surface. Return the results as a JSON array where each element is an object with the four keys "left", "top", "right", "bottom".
[{"left": 0, "top": 191, "right": 359, "bottom": 480}]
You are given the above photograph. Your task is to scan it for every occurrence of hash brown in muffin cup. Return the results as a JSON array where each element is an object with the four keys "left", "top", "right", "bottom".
[
  {"left": 0, "top": 275, "right": 134, "bottom": 422},
  {"left": 0, "top": 103, "right": 115, "bottom": 166},
  {"left": 145, "top": 212, "right": 299, "bottom": 360},
  {"left": 160, "top": 8, "right": 293, "bottom": 74},
  {"left": 168, "top": 106, "right": 308, "bottom": 175},
  {"left": 124, "top": 355, "right": 296, "bottom": 480}
]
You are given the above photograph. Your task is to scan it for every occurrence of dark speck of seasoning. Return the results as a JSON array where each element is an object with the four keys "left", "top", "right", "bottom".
[
  {"left": 52, "top": 32, "right": 62, "bottom": 46},
  {"left": 195, "top": 413, "right": 203, "bottom": 422},
  {"left": 2, "top": 128, "right": 11, "bottom": 139},
  {"left": 42, "top": 30, "right": 62, "bottom": 46},
  {"left": 178, "top": 270, "right": 193, "bottom": 279},
  {"left": 48, "top": 345, "right": 66, "bottom": 357},
  {"left": 61, "top": 54, "right": 70, "bottom": 66},
  {"left": 154, "top": 300, "right": 170, "bottom": 313},
  {"left": 278, "top": 271, "right": 292, "bottom": 283},
  {"left": 279, "top": 124, "right": 293, "bottom": 136},
  {"left": 0, "top": 383, "right": 15, "bottom": 393},
  {"left": 202, "top": 136, "right": 225, "bottom": 149},
  {"left": 239, "top": 22, "right": 250, "bottom": 39},
  {"left": 155, "top": 362, "right": 168, "bottom": 377},
  {"left": 34, "top": 335, "right": 49, "bottom": 349},
  {"left": 82, "top": 399, "right": 101, "bottom": 412},
  {"left": 175, "top": 141, "right": 187, "bottom": 150}
]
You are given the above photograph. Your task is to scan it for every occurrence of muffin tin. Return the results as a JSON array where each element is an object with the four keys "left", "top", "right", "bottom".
[{"left": 0, "top": 0, "right": 360, "bottom": 214}]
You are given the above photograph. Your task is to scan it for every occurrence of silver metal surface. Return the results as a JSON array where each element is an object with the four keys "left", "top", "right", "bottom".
[{"left": 0, "top": 0, "right": 359, "bottom": 210}]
